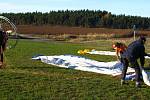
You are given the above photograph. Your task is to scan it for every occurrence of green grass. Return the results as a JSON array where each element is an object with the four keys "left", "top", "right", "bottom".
[{"left": 1, "top": 39, "right": 150, "bottom": 99}]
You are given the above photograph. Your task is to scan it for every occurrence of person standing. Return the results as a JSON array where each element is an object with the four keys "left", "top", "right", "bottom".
[
  {"left": 121, "top": 36, "right": 150, "bottom": 87},
  {"left": 0, "top": 28, "right": 8, "bottom": 68}
]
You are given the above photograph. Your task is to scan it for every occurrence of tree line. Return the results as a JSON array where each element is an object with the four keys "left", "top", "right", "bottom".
[{"left": 0, "top": 10, "right": 150, "bottom": 29}]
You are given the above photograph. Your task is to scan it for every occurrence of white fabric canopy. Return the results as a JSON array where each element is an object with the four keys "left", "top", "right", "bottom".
[
  {"left": 87, "top": 50, "right": 150, "bottom": 59},
  {"left": 32, "top": 54, "right": 150, "bottom": 86},
  {"left": 32, "top": 55, "right": 134, "bottom": 76}
]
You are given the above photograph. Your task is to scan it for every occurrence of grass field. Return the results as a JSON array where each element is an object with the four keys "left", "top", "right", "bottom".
[{"left": 1, "top": 38, "right": 150, "bottom": 99}]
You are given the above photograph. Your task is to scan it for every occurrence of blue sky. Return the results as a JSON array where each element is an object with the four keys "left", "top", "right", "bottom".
[{"left": 0, "top": 0, "right": 149, "bottom": 17}]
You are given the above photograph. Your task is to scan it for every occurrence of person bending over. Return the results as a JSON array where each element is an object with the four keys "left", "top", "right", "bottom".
[
  {"left": 112, "top": 42, "right": 127, "bottom": 61},
  {"left": 121, "top": 36, "right": 150, "bottom": 88}
]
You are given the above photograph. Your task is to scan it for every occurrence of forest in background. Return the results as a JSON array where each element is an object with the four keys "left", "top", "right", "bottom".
[{"left": 0, "top": 10, "right": 150, "bottom": 30}]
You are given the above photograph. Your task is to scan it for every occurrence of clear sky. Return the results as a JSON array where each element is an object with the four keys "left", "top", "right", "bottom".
[{"left": 0, "top": 0, "right": 149, "bottom": 17}]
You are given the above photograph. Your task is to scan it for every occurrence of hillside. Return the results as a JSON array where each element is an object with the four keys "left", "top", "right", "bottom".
[{"left": 17, "top": 25, "right": 150, "bottom": 35}]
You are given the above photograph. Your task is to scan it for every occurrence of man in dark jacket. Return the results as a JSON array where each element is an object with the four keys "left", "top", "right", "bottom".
[
  {"left": 121, "top": 36, "right": 150, "bottom": 87},
  {"left": 0, "top": 28, "right": 8, "bottom": 68}
]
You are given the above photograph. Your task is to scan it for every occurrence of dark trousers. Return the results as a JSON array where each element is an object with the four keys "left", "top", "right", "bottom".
[
  {"left": 0, "top": 53, "right": 3, "bottom": 63},
  {"left": 121, "top": 58, "right": 141, "bottom": 82},
  {"left": 0, "top": 46, "right": 4, "bottom": 63}
]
